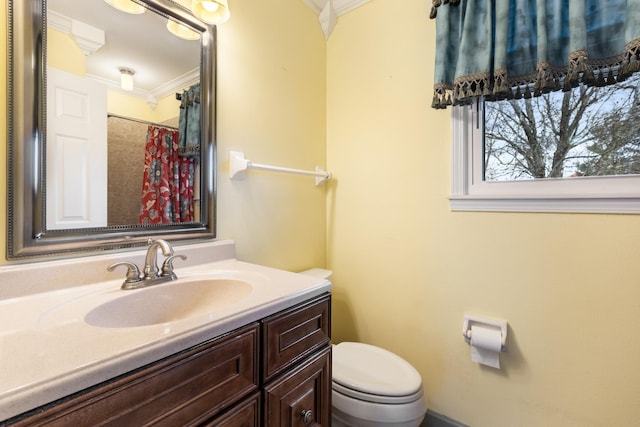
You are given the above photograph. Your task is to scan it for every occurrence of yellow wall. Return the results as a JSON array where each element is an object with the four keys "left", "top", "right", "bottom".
[
  {"left": 48, "top": 29, "right": 85, "bottom": 74},
  {"left": 214, "top": 0, "right": 327, "bottom": 269},
  {"left": 327, "top": 1, "right": 640, "bottom": 426},
  {"left": 107, "top": 90, "right": 180, "bottom": 123}
]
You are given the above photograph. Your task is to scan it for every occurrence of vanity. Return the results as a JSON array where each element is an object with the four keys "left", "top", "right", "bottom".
[{"left": 0, "top": 241, "right": 332, "bottom": 426}]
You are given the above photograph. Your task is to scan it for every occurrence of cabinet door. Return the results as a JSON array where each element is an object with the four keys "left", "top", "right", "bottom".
[{"left": 263, "top": 348, "right": 331, "bottom": 427}]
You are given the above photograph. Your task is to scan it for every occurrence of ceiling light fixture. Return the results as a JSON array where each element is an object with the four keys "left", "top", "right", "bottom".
[
  {"left": 191, "top": 0, "right": 230, "bottom": 25},
  {"left": 103, "top": 0, "right": 145, "bottom": 14},
  {"left": 119, "top": 67, "right": 135, "bottom": 91}
]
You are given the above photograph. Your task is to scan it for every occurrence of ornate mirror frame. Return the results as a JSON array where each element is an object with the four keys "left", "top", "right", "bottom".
[{"left": 7, "top": 0, "right": 216, "bottom": 259}]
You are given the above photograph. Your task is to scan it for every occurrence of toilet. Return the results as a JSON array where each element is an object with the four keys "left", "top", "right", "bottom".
[{"left": 299, "top": 269, "right": 428, "bottom": 427}]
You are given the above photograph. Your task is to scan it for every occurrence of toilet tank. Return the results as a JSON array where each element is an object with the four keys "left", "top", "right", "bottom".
[{"left": 299, "top": 268, "right": 333, "bottom": 280}]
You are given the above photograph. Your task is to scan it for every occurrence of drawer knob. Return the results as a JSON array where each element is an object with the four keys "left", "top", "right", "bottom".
[{"left": 300, "top": 409, "right": 313, "bottom": 425}]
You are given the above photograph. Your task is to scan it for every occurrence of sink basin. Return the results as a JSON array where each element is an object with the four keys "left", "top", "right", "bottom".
[{"left": 84, "top": 278, "right": 253, "bottom": 328}]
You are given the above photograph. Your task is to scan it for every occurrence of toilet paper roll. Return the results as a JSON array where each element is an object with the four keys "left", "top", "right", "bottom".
[{"left": 470, "top": 325, "right": 502, "bottom": 369}]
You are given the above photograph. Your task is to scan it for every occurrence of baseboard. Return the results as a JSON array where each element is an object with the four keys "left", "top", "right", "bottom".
[{"left": 422, "top": 410, "right": 469, "bottom": 427}]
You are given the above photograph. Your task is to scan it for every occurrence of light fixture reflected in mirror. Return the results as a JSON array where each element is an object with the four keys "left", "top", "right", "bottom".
[
  {"left": 192, "top": 0, "right": 230, "bottom": 24},
  {"left": 167, "top": 19, "right": 200, "bottom": 40},
  {"left": 103, "top": 0, "right": 145, "bottom": 14},
  {"left": 119, "top": 67, "right": 135, "bottom": 91},
  {"left": 105, "top": 0, "right": 229, "bottom": 38}
]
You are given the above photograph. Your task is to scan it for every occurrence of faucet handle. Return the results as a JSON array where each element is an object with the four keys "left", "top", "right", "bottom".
[
  {"left": 161, "top": 254, "right": 187, "bottom": 280},
  {"left": 107, "top": 262, "right": 142, "bottom": 289}
]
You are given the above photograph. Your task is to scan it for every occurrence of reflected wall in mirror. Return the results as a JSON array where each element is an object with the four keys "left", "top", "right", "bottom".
[{"left": 7, "top": 0, "right": 216, "bottom": 259}]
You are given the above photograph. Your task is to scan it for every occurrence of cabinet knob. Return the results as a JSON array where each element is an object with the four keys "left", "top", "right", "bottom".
[{"left": 300, "top": 409, "right": 313, "bottom": 425}]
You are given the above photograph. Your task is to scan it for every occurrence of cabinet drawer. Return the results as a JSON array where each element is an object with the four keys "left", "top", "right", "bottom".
[
  {"left": 263, "top": 347, "right": 331, "bottom": 427},
  {"left": 9, "top": 324, "right": 259, "bottom": 427},
  {"left": 262, "top": 295, "right": 331, "bottom": 382},
  {"left": 201, "top": 391, "right": 260, "bottom": 427}
]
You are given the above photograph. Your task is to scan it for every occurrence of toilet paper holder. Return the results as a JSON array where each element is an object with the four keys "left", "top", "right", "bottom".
[{"left": 462, "top": 315, "right": 508, "bottom": 352}]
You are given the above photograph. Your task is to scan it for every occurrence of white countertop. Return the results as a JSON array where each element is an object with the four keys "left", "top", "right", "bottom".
[{"left": 0, "top": 242, "right": 331, "bottom": 421}]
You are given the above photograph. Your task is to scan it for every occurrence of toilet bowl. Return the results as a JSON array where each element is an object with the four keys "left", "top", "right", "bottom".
[
  {"left": 298, "top": 269, "right": 427, "bottom": 427},
  {"left": 332, "top": 342, "right": 427, "bottom": 427}
]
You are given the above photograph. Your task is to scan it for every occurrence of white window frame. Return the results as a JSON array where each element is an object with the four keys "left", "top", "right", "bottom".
[{"left": 449, "top": 102, "right": 640, "bottom": 213}]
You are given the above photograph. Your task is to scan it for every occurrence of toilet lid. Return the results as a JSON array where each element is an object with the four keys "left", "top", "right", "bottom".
[{"left": 332, "top": 342, "right": 422, "bottom": 398}]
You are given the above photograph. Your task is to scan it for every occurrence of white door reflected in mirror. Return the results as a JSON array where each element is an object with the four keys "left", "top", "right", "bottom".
[{"left": 46, "top": 67, "right": 108, "bottom": 230}]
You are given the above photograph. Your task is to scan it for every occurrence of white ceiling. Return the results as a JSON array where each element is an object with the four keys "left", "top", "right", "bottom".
[{"left": 48, "top": 0, "right": 201, "bottom": 105}]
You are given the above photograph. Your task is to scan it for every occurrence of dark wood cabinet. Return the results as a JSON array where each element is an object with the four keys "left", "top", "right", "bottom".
[
  {"left": 262, "top": 295, "right": 331, "bottom": 383},
  {"left": 7, "top": 324, "right": 260, "bottom": 427},
  {"left": 263, "top": 348, "right": 331, "bottom": 427},
  {"left": 4, "top": 293, "right": 331, "bottom": 427},
  {"left": 202, "top": 392, "right": 261, "bottom": 427},
  {"left": 261, "top": 294, "right": 331, "bottom": 427}
]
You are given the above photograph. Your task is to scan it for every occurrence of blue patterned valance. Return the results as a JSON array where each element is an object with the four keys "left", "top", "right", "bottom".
[
  {"left": 431, "top": 0, "right": 640, "bottom": 109},
  {"left": 178, "top": 83, "right": 201, "bottom": 157}
]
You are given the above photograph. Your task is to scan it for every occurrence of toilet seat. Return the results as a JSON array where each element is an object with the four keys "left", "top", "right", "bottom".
[
  {"left": 332, "top": 381, "right": 424, "bottom": 404},
  {"left": 332, "top": 342, "right": 423, "bottom": 400}
]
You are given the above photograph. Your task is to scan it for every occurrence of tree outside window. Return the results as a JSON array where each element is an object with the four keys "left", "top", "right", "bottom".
[{"left": 484, "top": 74, "right": 640, "bottom": 181}]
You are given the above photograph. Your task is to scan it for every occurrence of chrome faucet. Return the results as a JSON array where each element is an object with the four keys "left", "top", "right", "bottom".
[
  {"left": 107, "top": 239, "right": 187, "bottom": 290},
  {"left": 143, "top": 239, "right": 174, "bottom": 280}
]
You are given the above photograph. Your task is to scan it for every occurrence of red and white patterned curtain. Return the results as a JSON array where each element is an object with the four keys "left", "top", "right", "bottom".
[{"left": 139, "top": 125, "right": 195, "bottom": 224}]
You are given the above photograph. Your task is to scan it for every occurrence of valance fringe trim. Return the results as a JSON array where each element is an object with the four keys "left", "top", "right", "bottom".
[
  {"left": 431, "top": 40, "right": 640, "bottom": 109},
  {"left": 618, "top": 39, "right": 640, "bottom": 82},
  {"left": 178, "top": 145, "right": 201, "bottom": 158},
  {"left": 429, "top": 0, "right": 459, "bottom": 20}
]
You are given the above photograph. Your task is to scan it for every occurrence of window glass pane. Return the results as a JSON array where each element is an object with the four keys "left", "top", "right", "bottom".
[{"left": 483, "top": 74, "right": 640, "bottom": 181}]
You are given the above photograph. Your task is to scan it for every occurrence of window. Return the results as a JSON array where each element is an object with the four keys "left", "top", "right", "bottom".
[{"left": 449, "top": 76, "right": 640, "bottom": 214}]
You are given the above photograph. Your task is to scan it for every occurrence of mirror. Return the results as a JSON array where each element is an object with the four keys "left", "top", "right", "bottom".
[{"left": 7, "top": 0, "right": 216, "bottom": 259}]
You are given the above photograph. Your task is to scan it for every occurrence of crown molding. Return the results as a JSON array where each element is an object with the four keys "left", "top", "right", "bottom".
[
  {"left": 87, "top": 67, "right": 199, "bottom": 109},
  {"left": 303, "top": 0, "right": 370, "bottom": 38},
  {"left": 304, "top": 0, "right": 370, "bottom": 15},
  {"left": 47, "top": 10, "right": 105, "bottom": 55}
]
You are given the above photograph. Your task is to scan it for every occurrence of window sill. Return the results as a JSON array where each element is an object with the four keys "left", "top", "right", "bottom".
[{"left": 449, "top": 195, "right": 640, "bottom": 214}]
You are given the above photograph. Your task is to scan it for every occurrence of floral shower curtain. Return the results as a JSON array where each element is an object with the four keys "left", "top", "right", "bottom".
[{"left": 139, "top": 125, "right": 195, "bottom": 224}]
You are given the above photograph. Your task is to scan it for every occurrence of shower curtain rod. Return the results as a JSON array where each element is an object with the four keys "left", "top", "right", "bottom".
[
  {"left": 229, "top": 150, "right": 332, "bottom": 186},
  {"left": 107, "top": 113, "right": 178, "bottom": 131}
]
